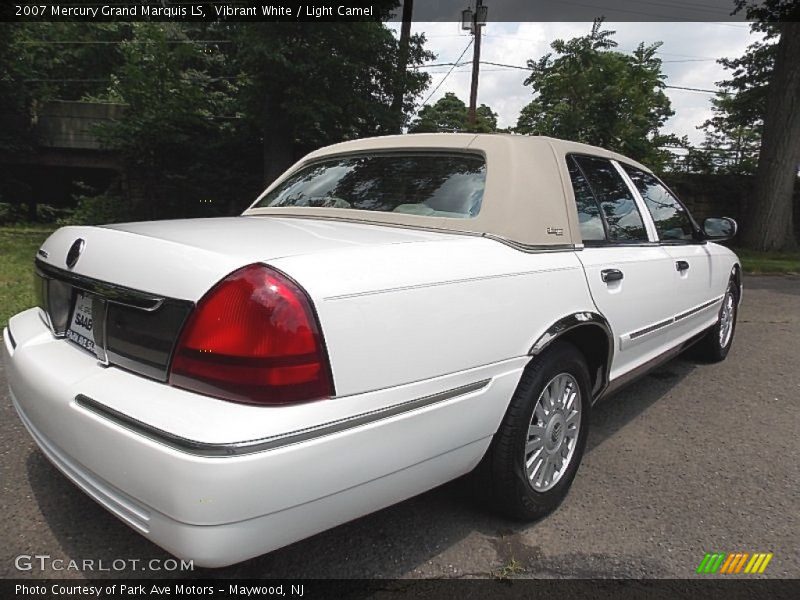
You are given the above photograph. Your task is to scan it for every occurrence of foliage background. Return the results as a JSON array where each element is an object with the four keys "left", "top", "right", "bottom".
[{"left": 0, "top": 16, "right": 795, "bottom": 250}]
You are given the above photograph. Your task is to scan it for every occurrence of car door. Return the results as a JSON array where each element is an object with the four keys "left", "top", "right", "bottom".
[
  {"left": 566, "top": 154, "right": 677, "bottom": 380},
  {"left": 619, "top": 164, "right": 720, "bottom": 336}
]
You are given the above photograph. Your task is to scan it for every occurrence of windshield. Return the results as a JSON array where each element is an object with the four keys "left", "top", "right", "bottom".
[{"left": 254, "top": 152, "right": 486, "bottom": 219}]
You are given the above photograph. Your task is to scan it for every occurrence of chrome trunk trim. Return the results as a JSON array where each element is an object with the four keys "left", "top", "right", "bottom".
[{"left": 35, "top": 258, "right": 165, "bottom": 312}]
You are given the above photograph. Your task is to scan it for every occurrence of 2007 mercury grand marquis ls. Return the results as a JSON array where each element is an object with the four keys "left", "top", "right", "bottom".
[{"left": 3, "top": 134, "right": 740, "bottom": 567}]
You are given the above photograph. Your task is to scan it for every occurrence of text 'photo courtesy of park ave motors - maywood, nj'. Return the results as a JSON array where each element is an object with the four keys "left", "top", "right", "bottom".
[
  {"left": 15, "top": 583, "right": 305, "bottom": 597},
  {"left": 39, "top": 4, "right": 376, "bottom": 18}
]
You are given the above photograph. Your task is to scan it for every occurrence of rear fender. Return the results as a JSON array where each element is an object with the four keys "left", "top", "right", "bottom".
[{"left": 528, "top": 312, "right": 614, "bottom": 403}]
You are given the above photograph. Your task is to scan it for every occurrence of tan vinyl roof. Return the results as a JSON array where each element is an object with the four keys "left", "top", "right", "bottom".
[{"left": 243, "top": 133, "right": 653, "bottom": 248}]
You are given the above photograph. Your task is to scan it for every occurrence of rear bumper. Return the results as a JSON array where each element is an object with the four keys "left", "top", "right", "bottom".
[{"left": 3, "top": 308, "right": 525, "bottom": 567}]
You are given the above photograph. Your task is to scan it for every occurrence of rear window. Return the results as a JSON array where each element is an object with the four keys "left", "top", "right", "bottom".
[{"left": 254, "top": 152, "right": 486, "bottom": 218}]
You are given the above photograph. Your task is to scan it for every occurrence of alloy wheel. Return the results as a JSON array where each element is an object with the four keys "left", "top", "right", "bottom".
[{"left": 525, "top": 373, "right": 582, "bottom": 492}]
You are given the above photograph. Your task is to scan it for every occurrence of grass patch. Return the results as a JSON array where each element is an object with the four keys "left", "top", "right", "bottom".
[
  {"left": 735, "top": 249, "right": 800, "bottom": 275},
  {"left": 492, "top": 557, "right": 525, "bottom": 580},
  {"left": 0, "top": 226, "right": 55, "bottom": 328}
]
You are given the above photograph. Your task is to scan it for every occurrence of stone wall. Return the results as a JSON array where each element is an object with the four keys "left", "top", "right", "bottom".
[
  {"left": 662, "top": 173, "right": 800, "bottom": 240},
  {"left": 35, "top": 100, "right": 127, "bottom": 150}
]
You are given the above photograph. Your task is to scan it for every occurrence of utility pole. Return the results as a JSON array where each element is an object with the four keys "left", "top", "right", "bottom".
[
  {"left": 463, "top": 0, "right": 488, "bottom": 127},
  {"left": 390, "top": 0, "right": 414, "bottom": 133}
]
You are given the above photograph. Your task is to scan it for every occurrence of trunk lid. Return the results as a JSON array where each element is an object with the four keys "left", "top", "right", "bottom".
[
  {"left": 34, "top": 215, "right": 457, "bottom": 384},
  {"left": 38, "top": 216, "right": 451, "bottom": 301}
]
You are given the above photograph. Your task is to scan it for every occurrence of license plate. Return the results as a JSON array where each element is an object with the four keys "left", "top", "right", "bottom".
[{"left": 66, "top": 291, "right": 96, "bottom": 354}]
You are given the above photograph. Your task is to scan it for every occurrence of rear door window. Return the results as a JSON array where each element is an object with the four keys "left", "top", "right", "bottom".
[
  {"left": 566, "top": 156, "right": 606, "bottom": 242},
  {"left": 572, "top": 155, "right": 649, "bottom": 243}
]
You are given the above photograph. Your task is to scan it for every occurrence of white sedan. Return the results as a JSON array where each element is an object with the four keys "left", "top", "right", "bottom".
[{"left": 3, "top": 134, "right": 740, "bottom": 567}]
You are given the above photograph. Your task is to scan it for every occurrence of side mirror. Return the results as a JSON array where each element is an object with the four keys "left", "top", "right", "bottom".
[{"left": 703, "top": 217, "right": 737, "bottom": 241}]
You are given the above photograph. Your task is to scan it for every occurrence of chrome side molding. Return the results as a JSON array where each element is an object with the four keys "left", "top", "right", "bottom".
[
  {"left": 620, "top": 296, "right": 723, "bottom": 350},
  {"left": 75, "top": 379, "right": 491, "bottom": 458},
  {"left": 528, "top": 311, "right": 613, "bottom": 357},
  {"left": 6, "top": 326, "right": 16, "bottom": 349}
]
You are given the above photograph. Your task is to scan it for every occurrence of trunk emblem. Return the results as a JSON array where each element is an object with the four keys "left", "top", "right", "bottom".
[{"left": 66, "top": 238, "right": 85, "bottom": 269}]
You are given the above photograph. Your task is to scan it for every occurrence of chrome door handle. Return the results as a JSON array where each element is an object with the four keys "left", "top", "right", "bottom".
[{"left": 601, "top": 269, "right": 624, "bottom": 283}]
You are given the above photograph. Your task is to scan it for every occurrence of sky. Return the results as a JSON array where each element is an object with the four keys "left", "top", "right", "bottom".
[{"left": 391, "top": 22, "right": 759, "bottom": 146}]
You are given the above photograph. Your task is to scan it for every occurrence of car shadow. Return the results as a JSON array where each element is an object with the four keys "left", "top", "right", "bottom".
[
  {"left": 585, "top": 356, "right": 697, "bottom": 454},
  {"left": 25, "top": 357, "right": 696, "bottom": 579}
]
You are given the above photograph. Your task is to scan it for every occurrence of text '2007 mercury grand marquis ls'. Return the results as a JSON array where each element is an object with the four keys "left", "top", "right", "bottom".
[{"left": 3, "top": 134, "right": 740, "bottom": 567}]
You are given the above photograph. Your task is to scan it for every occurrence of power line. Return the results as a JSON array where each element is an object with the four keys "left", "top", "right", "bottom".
[
  {"left": 424, "top": 60, "right": 721, "bottom": 94},
  {"left": 413, "top": 62, "right": 467, "bottom": 69},
  {"left": 661, "top": 58, "right": 717, "bottom": 63},
  {"left": 23, "top": 76, "right": 239, "bottom": 82},
  {"left": 479, "top": 60, "right": 527, "bottom": 70},
  {"left": 26, "top": 74, "right": 718, "bottom": 95},
  {"left": 414, "top": 60, "right": 515, "bottom": 71},
  {"left": 654, "top": 51, "right": 723, "bottom": 60},
  {"left": 419, "top": 55, "right": 717, "bottom": 70},
  {"left": 420, "top": 38, "right": 473, "bottom": 105},
  {"left": 664, "top": 84, "right": 718, "bottom": 93},
  {"left": 17, "top": 40, "right": 233, "bottom": 44},
  {"left": 23, "top": 78, "right": 110, "bottom": 82},
  {"left": 480, "top": 34, "right": 730, "bottom": 61}
]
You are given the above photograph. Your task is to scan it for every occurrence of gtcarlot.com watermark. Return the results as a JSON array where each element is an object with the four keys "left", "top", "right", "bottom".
[{"left": 14, "top": 554, "right": 194, "bottom": 572}]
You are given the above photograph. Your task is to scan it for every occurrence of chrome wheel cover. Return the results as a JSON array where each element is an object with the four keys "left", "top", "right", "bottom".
[
  {"left": 719, "top": 289, "right": 735, "bottom": 348},
  {"left": 525, "top": 373, "right": 582, "bottom": 492}
]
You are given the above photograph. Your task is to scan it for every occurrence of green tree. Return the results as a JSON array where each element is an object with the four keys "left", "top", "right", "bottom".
[
  {"left": 515, "top": 20, "right": 674, "bottom": 171},
  {"left": 94, "top": 23, "right": 258, "bottom": 219},
  {"left": 694, "top": 105, "right": 762, "bottom": 175},
  {"left": 0, "top": 25, "right": 35, "bottom": 219},
  {"left": 0, "top": 19, "right": 435, "bottom": 220},
  {"left": 12, "top": 23, "right": 131, "bottom": 102},
  {"left": 0, "top": 25, "right": 34, "bottom": 157},
  {"left": 0, "top": 23, "right": 132, "bottom": 220},
  {"left": 408, "top": 92, "right": 497, "bottom": 133},
  {"left": 235, "top": 16, "right": 432, "bottom": 184},
  {"left": 692, "top": 28, "right": 777, "bottom": 175},
  {"left": 733, "top": 1, "right": 799, "bottom": 251}
]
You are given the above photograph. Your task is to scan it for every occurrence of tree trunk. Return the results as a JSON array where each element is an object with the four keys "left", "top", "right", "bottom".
[
  {"left": 742, "top": 22, "right": 800, "bottom": 252},
  {"left": 261, "top": 96, "right": 294, "bottom": 186},
  {"left": 389, "top": 0, "right": 413, "bottom": 134}
]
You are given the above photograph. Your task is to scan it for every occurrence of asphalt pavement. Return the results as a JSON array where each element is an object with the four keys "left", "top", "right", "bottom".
[{"left": 1, "top": 275, "right": 798, "bottom": 579}]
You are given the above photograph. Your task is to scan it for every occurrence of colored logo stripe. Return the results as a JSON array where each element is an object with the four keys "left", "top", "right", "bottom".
[
  {"left": 722, "top": 553, "right": 748, "bottom": 573},
  {"left": 745, "top": 553, "right": 773, "bottom": 574},
  {"left": 697, "top": 553, "right": 725, "bottom": 574},
  {"left": 719, "top": 553, "right": 737, "bottom": 573},
  {"left": 697, "top": 552, "right": 773, "bottom": 574}
]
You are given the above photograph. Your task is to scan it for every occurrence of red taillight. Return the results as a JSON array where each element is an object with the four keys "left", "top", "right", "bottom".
[{"left": 169, "top": 264, "right": 333, "bottom": 405}]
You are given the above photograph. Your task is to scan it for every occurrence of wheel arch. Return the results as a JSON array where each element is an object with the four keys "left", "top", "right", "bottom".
[
  {"left": 528, "top": 312, "right": 613, "bottom": 402},
  {"left": 732, "top": 262, "right": 743, "bottom": 303}
]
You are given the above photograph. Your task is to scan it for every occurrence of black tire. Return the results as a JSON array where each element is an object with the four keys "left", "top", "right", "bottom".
[
  {"left": 480, "top": 340, "right": 592, "bottom": 520},
  {"left": 690, "top": 278, "right": 738, "bottom": 363}
]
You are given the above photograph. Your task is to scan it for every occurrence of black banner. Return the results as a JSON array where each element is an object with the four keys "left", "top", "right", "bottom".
[
  {"left": 3, "top": 579, "right": 800, "bottom": 600},
  {"left": 0, "top": 0, "right": 784, "bottom": 23}
]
